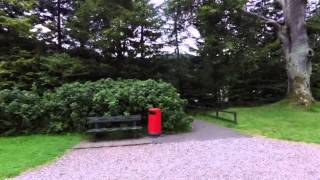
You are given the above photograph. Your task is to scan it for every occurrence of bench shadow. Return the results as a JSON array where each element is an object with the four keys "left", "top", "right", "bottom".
[{"left": 90, "top": 130, "right": 147, "bottom": 142}]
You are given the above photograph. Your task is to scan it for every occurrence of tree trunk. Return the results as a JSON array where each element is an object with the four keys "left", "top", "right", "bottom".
[
  {"left": 140, "top": 26, "right": 145, "bottom": 60},
  {"left": 174, "top": 15, "right": 180, "bottom": 60},
  {"left": 57, "top": 0, "right": 62, "bottom": 50},
  {"left": 278, "top": 0, "right": 314, "bottom": 106}
]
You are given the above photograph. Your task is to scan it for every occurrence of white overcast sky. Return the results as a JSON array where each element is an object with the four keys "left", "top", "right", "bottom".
[{"left": 150, "top": 0, "right": 163, "bottom": 6}]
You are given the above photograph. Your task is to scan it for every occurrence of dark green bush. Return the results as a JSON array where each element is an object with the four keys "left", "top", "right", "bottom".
[
  {"left": 0, "top": 89, "right": 43, "bottom": 135},
  {"left": 0, "top": 79, "right": 192, "bottom": 135}
]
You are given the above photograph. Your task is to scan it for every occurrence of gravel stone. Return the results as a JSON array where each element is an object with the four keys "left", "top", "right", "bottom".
[{"left": 13, "top": 137, "right": 320, "bottom": 180}]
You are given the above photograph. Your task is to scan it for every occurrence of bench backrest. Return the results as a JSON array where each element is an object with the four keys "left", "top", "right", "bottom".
[{"left": 87, "top": 115, "right": 141, "bottom": 124}]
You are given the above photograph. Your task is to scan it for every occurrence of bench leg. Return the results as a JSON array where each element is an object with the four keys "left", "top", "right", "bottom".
[
  {"left": 89, "top": 134, "right": 97, "bottom": 142},
  {"left": 133, "top": 130, "right": 140, "bottom": 138}
]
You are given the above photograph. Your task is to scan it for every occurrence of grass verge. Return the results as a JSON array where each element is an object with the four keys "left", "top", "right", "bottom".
[
  {"left": 0, "top": 134, "right": 82, "bottom": 179},
  {"left": 192, "top": 102, "right": 320, "bottom": 144}
]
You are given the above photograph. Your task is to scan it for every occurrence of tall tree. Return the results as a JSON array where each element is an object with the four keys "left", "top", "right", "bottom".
[
  {"left": 68, "top": 0, "right": 133, "bottom": 56},
  {"left": 164, "top": 0, "right": 184, "bottom": 59},
  {"left": 130, "top": 0, "right": 164, "bottom": 60},
  {"left": 35, "top": 0, "right": 77, "bottom": 50},
  {"left": 247, "top": 0, "right": 315, "bottom": 106},
  {"left": 56, "top": 0, "right": 62, "bottom": 49},
  {"left": 195, "top": 0, "right": 286, "bottom": 104},
  {"left": 88, "top": 0, "right": 163, "bottom": 60},
  {"left": 164, "top": 0, "right": 199, "bottom": 59}
]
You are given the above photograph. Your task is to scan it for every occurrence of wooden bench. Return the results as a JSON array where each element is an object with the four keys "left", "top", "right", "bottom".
[{"left": 86, "top": 115, "right": 143, "bottom": 138}]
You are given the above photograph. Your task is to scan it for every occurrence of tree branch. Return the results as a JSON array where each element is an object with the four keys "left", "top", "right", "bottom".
[
  {"left": 244, "top": 9, "right": 282, "bottom": 30},
  {"left": 242, "top": 6, "right": 289, "bottom": 54}
]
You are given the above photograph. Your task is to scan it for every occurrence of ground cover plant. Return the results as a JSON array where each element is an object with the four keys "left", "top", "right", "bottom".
[
  {"left": 193, "top": 102, "right": 320, "bottom": 144},
  {"left": 0, "top": 134, "right": 82, "bottom": 179}
]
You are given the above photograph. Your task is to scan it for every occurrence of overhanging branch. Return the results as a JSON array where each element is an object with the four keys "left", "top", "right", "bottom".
[
  {"left": 244, "top": 10, "right": 282, "bottom": 30},
  {"left": 242, "top": 6, "right": 289, "bottom": 54}
]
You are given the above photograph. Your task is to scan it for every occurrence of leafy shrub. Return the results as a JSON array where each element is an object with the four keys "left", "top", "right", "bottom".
[
  {"left": 41, "top": 81, "right": 98, "bottom": 133},
  {"left": 0, "top": 79, "right": 192, "bottom": 135},
  {"left": 43, "top": 79, "right": 192, "bottom": 133},
  {"left": 0, "top": 89, "right": 43, "bottom": 135}
]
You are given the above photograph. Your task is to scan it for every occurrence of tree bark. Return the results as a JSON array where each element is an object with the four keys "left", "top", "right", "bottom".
[
  {"left": 278, "top": 0, "right": 314, "bottom": 106},
  {"left": 57, "top": 0, "right": 62, "bottom": 50},
  {"left": 246, "top": 0, "right": 314, "bottom": 106},
  {"left": 174, "top": 14, "right": 180, "bottom": 60},
  {"left": 140, "top": 25, "right": 145, "bottom": 60}
]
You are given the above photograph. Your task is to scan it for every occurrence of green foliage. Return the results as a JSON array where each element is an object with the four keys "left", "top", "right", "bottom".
[
  {"left": 5, "top": 0, "right": 36, "bottom": 9},
  {"left": 42, "top": 53, "right": 84, "bottom": 75},
  {"left": 0, "top": 16, "right": 31, "bottom": 36},
  {"left": 309, "top": 17, "right": 320, "bottom": 101},
  {"left": 193, "top": 102, "right": 320, "bottom": 144},
  {"left": 0, "top": 0, "right": 36, "bottom": 37},
  {"left": 0, "top": 54, "right": 40, "bottom": 90},
  {"left": 0, "top": 134, "right": 82, "bottom": 179},
  {"left": 67, "top": 0, "right": 134, "bottom": 50},
  {"left": 312, "top": 57, "right": 320, "bottom": 100},
  {"left": 1, "top": 0, "right": 320, "bottom": 112},
  {"left": 194, "top": 0, "right": 287, "bottom": 105},
  {"left": 163, "top": 0, "right": 190, "bottom": 58},
  {"left": 128, "top": 0, "right": 164, "bottom": 59},
  {"left": 0, "top": 52, "right": 89, "bottom": 91},
  {"left": 0, "top": 89, "right": 42, "bottom": 135},
  {"left": 0, "top": 79, "right": 192, "bottom": 135},
  {"left": 68, "top": 0, "right": 163, "bottom": 59},
  {"left": 43, "top": 79, "right": 192, "bottom": 133},
  {"left": 39, "top": 53, "right": 87, "bottom": 87}
]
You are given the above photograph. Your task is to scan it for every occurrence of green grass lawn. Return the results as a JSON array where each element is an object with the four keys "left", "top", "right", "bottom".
[
  {"left": 193, "top": 102, "right": 320, "bottom": 144},
  {"left": 0, "top": 134, "right": 82, "bottom": 180}
]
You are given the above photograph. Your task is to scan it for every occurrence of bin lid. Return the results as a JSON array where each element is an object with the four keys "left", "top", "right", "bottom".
[{"left": 149, "top": 108, "right": 161, "bottom": 112}]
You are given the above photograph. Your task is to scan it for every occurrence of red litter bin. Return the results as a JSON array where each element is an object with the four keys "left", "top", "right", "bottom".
[{"left": 148, "top": 108, "right": 162, "bottom": 136}]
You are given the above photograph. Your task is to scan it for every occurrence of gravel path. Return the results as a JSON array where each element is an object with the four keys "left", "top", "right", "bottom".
[{"left": 14, "top": 137, "right": 320, "bottom": 180}]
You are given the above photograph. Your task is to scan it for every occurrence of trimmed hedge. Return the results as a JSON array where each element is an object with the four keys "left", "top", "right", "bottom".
[{"left": 0, "top": 79, "right": 193, "bottom": 135}]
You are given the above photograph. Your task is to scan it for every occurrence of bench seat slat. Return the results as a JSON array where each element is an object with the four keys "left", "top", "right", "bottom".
[
  {"left": 87, "top": 115, "right": 141, "bottom": 124},
  {"left": 87, "top": 126, "right": 143, "bottom": 133}
]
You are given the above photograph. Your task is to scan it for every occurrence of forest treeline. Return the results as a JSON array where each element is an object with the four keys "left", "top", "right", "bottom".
[{"left": 1, "top": 0, "right": 320, "bottom": 106}]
